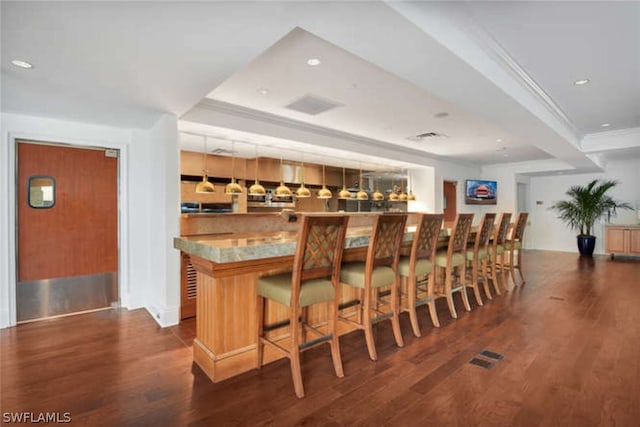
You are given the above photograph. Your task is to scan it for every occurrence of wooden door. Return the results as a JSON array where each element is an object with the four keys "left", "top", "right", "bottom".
[
  {"left": 17, "top": 141, "right": 118, "bottom": 322},
  {"left": 443, "top": 181, "right": 457, "bottom": 223}
]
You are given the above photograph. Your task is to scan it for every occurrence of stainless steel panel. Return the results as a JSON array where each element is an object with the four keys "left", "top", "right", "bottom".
[{"left": 17, "top": 272, "right": 117, "bottom": 322}]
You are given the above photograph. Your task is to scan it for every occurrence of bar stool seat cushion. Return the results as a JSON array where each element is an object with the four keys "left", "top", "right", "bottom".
[
  {"left": 398, "top": 256, "right": 433, "bottom": 278},
  {"left": 340, "top": 262, "right": 395, "bottom": 289},
  {"left": 466, "top": 248, "right": 489, "bottom": 261},
  {"left": 495, "top": 244, "right": 505, "bottom": 255},
  {"left": 434, "top": 251, "right": 465, "bottom": 267},
  {"left": 257, "top": 274, "right": 334, "bottom": 308},
  {"left": 504, "top": 241, "right": 522, "bottom": 250}
]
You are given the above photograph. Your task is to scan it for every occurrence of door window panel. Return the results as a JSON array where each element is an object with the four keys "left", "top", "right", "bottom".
[{"left": 28, "top": 175, "right": 55, "bottom": 208}]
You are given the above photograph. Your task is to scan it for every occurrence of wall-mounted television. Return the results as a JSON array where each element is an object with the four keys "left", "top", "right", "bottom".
[{"left": 465, "top": 179, "right": 497, "bottom": 205}]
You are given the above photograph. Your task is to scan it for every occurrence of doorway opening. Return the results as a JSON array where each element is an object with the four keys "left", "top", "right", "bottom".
[{"left": 443, "top": 180, "right": 457, "bottom": 223}]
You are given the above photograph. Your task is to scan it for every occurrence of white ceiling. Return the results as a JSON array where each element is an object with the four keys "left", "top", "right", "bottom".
[{"left": 2, "top": 1, "right": 639, "bottom": 174}]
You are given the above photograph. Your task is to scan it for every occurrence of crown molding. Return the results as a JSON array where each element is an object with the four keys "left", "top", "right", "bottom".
[
  {"left": 386, "top": 1, "right": 583, "bottom": 148},
  {"left": 469, "top": 26, "right": 582, "bottom": 140}
]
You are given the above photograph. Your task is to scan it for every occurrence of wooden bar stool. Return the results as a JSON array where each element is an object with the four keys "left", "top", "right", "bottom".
[
  {"left": 488, "top": 212, "right": 512, "bottom": 294},
  {"left": 256, "top": 214, "right": 349, "bottom": 398},
  {"left": 465, "top": 213, "right": 496, "bottom": 305},
  {"left": 434, "top": 213, "right": 474, "bottom": 319},
  {"left": 339, "top": 213, "right": 407, "bottom": 361},
  {"left": 504, "top": 212, "right": 529, "bottom": 286},
  {"left": 398, "top": 213, "right": 444, "bottom": 336}
]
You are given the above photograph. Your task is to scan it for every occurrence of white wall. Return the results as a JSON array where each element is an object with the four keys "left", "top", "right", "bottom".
[
  {"left": 407, "top": 166, "right": 435, "bottom": 212},
  {"left": 143, "top": 115, "right": 181, "bottom": 326},
  {"left": 438, "top": 161, "right": 485, "bottom": 223},
  {"left": 408, "top": 160, "right": 485, "bottom": 222},
  {"left": 0, "top": 112, "right": 181, "bottom": 328},
  {"left": 529, "top": 158, "right": 640, "bottom": 254}
]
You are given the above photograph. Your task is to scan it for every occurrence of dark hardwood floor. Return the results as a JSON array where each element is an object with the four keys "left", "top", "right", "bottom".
[{"left": 2, "top": 250, "right": 639, "bottom": 426}]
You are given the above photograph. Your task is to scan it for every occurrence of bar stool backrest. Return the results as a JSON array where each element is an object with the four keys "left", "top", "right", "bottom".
[
  {"left": 368, "top": 214, "right": 408, "bottom": 270},
  {"left": 448, "top": 213, "right": 474, "bottom": 257},
  {"left": 475, "top": 213, "right": 497, "bottom": 251},
  {"left": 293, "top": 215, "right": 350, "bottom": 292},
  {"left": 411, "top": 213, "right": 444, "bottom": 262},
  {"left": 494, "top": 213, "right": 512, "bottom": 246},
  {"left": 512, "top": 212, "right": 529, "bottom": 242}
]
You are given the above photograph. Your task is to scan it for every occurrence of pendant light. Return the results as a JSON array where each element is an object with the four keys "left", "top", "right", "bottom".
[
  {"left": 338, "top": 167, "right": 351, "bottom": 199},
  {"left": 407, "top": 170, "right": 416, "bottom": 201},
  {"left": 388, "top": 174, "right": 399, "bottom": 201},
  {"left": 225, "top": 140, "right": 243, "bottom": 195},
  {"left": 317, "top": 164, "right": 332, "bottom": 199},
  {"left": 295, "top": 161, "right": 311, "bottom": 198},
  {"left": 372, "top": 177, "right": 384, "bottom": 201},
  {"left": 356, "top": 165, "right": 368, "bottom": 200},
  {"left": 195, "top": 135, "right": 215, "bottom": 193},
  {"left": 274, "top": 157, "right": 292, "bottom": 198},
  {"left": 248, "top": 144, "right": 266, "bottom": 196},
  {"left": 398, "top": 171, "right": 408, "bottom": 201}
]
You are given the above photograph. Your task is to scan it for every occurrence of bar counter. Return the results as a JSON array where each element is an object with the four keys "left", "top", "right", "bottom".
[{"left": 173, "top": 213, "right": 448, "bottom": 383}]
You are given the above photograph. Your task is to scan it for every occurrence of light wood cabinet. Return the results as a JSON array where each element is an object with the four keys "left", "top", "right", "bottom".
[{"left": 605, "top": 225, "right": 640, "bottom": 258}]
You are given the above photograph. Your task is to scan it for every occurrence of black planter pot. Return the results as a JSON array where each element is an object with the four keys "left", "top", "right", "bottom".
[{"left": 577, "top": 235, "right": 596, "bottom": 256}]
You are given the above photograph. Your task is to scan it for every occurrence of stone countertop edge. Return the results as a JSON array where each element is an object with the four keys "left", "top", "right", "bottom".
[{"left": 173, "top": 230, "right": 420, "bottom": 264}]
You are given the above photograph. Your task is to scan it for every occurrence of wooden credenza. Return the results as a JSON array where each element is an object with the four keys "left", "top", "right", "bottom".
[{"left": 605, "top": 225, "right": 640, "bottom": 258}]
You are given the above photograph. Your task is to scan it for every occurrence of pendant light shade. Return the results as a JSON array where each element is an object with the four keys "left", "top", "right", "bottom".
[
  {"left": 248, "top": 145, "right": 266, "bottom": 196},
  {"left": 296, "top": 184, "right": 311, "bottom": 198},
  {"left": 317, "top": 164, "right": 332, "bottom": 199},
  {"left": 195, "top": 136, "right": 215, "bottom": 193},
  {"left": 372, "top": 178, "right": 384, "bottom": 201},
  {"left": 196, "top": 174, "right": 215, "bottom": 193},
  {"left": 274, "top": 157, "right": 292, "bottom": 198},
  {"left": 338, "top": 167, "right": 351, "bottom": 199},
  {"left": 225, "top": 140, "right": 243, "bottom": 195},
  {"left": 356, "top": 166, "right": 368, "bottom": 200}
]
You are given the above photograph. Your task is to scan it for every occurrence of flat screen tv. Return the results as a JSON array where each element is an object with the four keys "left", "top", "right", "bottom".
[{"left": 465, "top": 179, "right": 497, "bottom": 205}]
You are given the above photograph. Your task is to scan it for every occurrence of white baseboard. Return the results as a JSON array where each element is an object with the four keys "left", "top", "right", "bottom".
[{"left": 145, "top": 304, "right": 179, "bottom": 328}]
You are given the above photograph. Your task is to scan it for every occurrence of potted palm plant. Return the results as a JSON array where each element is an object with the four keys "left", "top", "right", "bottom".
[{"left": 550, "top": 179, "right": 632, "bottom": 255}]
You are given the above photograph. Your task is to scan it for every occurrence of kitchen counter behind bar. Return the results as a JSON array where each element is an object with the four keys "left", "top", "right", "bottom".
[{"left": 174, "top": 212, "right": 448, "bottom": 384}]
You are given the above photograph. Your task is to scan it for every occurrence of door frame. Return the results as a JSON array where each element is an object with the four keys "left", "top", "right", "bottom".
[{"left": 6, "top": 132, "right": 129, "bottom": 327}]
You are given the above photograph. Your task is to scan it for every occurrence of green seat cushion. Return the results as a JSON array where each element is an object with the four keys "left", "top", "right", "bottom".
[
  {"left": 340, "top": 262, "right": 396, "bottom": 289},
  {"left": 466, "top": 247, "right": 488, "bottom": 261},
  {"left": 398, "top": 256, "right": 433, "bottom": 278},
  {"left": 434, "top": 251, "right": 466, "bottom": 267},
  {"left": 504, "top": 241, "right": 522, "bottom": 250},
  {"left": 257, "top": 273, "right": 335, "bottom": 307}
]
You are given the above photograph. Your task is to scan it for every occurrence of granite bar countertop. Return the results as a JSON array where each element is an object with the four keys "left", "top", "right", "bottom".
[{"left": 174, "top": 226, "right": 433, "bottom": 264}]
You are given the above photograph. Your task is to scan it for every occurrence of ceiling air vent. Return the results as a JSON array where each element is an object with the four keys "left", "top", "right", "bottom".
[
  {"left": 211, "top": 148, "right": 232, "bottom": 155},
  {"left": 285, "top": 94, "right": 342, "bottom": 115},
  {"left": 406, "top": 131, "right": 447, "bottom": 142}
]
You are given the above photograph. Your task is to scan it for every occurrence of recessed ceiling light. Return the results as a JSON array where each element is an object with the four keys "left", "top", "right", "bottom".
[
  {"left": 11, "top": 59, "right": 33, "bottom": 69},
  {"left": 306, "top": 58, "right": 321, "bottom": 66},
  {"left": 257, "top": 88, "right": 269, "bottom": 95},
  {"left": 573, "top": 79, "right": 590, "bottom": 86},
  {"left": 601, "top": 123, "right": 610, "bottom": 127},
  {"left": 496, "top": 138, "right": 503, "bottom": 143}
]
